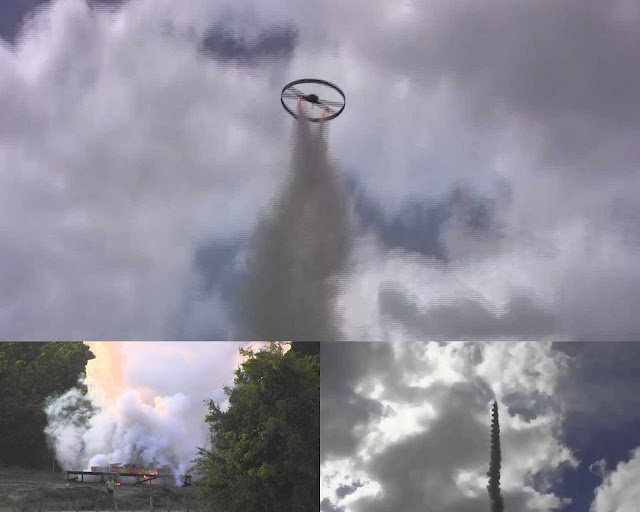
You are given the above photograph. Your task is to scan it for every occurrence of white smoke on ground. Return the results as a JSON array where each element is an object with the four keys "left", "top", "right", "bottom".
[
  {"left": 45, "top": 383, "right": 211, "bottom": 484},
  {"left": 239, "top": 105, "right": 352, "bottom": 340},
  {"left": 43, "top": 342, "right": 257, "bottom": 484}
]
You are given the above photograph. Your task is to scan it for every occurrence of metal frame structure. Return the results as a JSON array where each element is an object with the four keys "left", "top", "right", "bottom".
[{"left": 281, "top": 78, "right": 346, "bottom": 122}]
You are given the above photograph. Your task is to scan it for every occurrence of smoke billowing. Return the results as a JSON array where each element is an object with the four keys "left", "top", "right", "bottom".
[
  {"left": 239, "top": 106, "right": 351, "bottom": 340},
  {"left": 43, "top": 342, "right": 252, "bottom": 483}
]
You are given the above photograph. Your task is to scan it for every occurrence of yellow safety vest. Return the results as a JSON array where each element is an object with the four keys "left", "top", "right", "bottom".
[{"left": 107, "top": 480, "right": 115, "bottom": 491}]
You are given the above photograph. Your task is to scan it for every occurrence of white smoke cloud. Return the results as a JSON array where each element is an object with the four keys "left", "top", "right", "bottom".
[
  {"left": 44, "top": 342, "right": 265, "bottom": 484},
  {"left": 590, "top": 448, "right": 640, "bottom": 512}
]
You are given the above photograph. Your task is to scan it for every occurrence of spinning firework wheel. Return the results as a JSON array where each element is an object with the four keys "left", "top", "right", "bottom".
[{"left": 281, "top": 78, "right": 346, "bottom": 122}]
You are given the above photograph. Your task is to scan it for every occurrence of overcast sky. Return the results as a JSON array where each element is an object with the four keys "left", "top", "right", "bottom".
[
  {"left": 321, "top": 341, "right": 640, "bottom": 512},
  {"left": 1, "top": 0, "right": 640, "bottom": 340}
]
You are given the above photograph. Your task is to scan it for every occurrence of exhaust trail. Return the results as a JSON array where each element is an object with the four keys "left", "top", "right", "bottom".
[{"left": 239, "top": 105, "right": 351, "bottom": 340}]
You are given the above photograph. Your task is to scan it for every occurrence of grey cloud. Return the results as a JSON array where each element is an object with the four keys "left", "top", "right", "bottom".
[
  {"left": 502, "top": 391, "right": 557, "bottom": 423},
  {"left": 321, "top": 342, "right": 393, "bottom": 461},
  {"left": 0, "top": 0, "right": 45, "bottom": 44},
  {"left": 348, "top": 177, "right": 502, "bottom": 262},
  {"left": 0, "top": 0, "right": 126, "bottom": 44},
  {"left": 336, "top": 481, "right": 363, "bottom": 499},
  {"left": 201, "top": 23, "right": 298, "bottom": 66},
  {"left": 355, "top": 382, "right": 530, "bottom": 512},
  {"left": 379, "top": 285, "right": 559, "bottom": 341},
  {"left": 321, "top": 343, "right": 573, "bottom": 512},
  {"left": 320, "top": 498, "right": 345, "bottom": 512},
  {"left": 192, "top": 240, "right": 243, "bottom": 296},
  {"left": 589, "top": 459, "right": 608, "bottom": 478},
  {"left": 557, "top": 270, "right": 640, "bottom": 342},
  {"left": 357, "top": 1, "right": 640, "bottom": 126}
]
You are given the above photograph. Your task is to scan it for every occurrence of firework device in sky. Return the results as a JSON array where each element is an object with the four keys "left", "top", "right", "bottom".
[{"left": 281, "top": 78, "right": 346, "bottom": 122}]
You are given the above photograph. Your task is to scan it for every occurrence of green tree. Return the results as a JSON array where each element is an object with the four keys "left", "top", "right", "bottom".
[
  {"left": 288, "top": 341, "right": 320, "bottom": 357},
  {"left": 192, "top": 342, "right": 319, "bottom": 512},
  {"left": 487, "top": 401, "right": 505, "bottom": 512},
  {"left": 0, "top": 342, "right": 95, "bottom": 468}
]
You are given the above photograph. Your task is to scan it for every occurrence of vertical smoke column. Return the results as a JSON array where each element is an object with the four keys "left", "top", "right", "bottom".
[
  {"left": 240, "top": 103, "right": 351, "bottom": 340},
  {"left": 487, "top": 401, "right": 505, "bottom": 512}
]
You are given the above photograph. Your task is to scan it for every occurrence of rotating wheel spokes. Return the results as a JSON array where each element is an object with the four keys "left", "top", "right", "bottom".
[{"left": 280, "top": 78, "right": 346, "bottom": 122}]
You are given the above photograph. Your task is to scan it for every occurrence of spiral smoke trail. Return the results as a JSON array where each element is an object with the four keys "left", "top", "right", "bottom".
[
  {"left": 239, "top": 104, "right": 351, "bottom": 340},
  {"left": 487, "top": 401, "right": 505, "bottom": 512}
]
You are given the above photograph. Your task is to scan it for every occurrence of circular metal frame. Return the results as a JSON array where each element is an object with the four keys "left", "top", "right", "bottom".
[{"left": 281, "top": 78, "right": 346, "bottom": 122}]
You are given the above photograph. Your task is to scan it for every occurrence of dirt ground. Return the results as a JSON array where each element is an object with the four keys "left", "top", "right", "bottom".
[{"left": 0, "top": 468, "right": 212, "bottom": 512}]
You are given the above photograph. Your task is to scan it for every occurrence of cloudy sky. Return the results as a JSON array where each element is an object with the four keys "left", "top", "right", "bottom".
[
  {"left": 321, "top": 341, "right": 640, "bottom": 512},
  {"left": 2, "top": 0, "right": 640, "bottom": 340}
]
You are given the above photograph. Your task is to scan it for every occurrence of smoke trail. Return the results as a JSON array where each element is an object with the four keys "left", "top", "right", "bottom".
[
  {"left": 487, "top": 401, "right": 505, "bottom": 512},
  {"left": 239, "top": 105, "right": 351, "bottom": 340}
]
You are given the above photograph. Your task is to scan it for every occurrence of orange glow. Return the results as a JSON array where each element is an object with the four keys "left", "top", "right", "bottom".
[{"left": 85, "top": 342, "right": 126, "bottom": 400}]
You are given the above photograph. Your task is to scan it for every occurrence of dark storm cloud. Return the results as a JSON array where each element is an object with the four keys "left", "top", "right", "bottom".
[
  {"left": 201, "top": 22, "right": 298, "bottom": 66},
  {"left": 379, "top": 285, "right": 559, "bottom": 340}
]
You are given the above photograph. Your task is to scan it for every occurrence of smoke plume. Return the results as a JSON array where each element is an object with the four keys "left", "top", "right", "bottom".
[
  {"left": 239, "top": 105, "right": 351, "bottom": 340},
  {"left": 487, "top": 401, "right": 505, "bottom": 512},
  {"left": 43, "top": 342, "right": 254, "bottom": 484}
]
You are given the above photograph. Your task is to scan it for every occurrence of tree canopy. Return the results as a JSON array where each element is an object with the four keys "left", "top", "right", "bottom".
[
  {"left": 192, "top": 342, "right": 319, "bottom": 512},
  {"left": 0, "top": 342, "right": 95, "bottom": 468}
]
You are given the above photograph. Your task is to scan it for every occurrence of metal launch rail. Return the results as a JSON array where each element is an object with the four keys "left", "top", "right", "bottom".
[{"left": 65, "top": 471, "right": 191, "bottom": 486}]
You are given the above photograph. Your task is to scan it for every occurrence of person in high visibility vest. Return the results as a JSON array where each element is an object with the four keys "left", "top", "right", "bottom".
[{"left": 106, "top": 476, "right": 115, "bottom": 497}]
